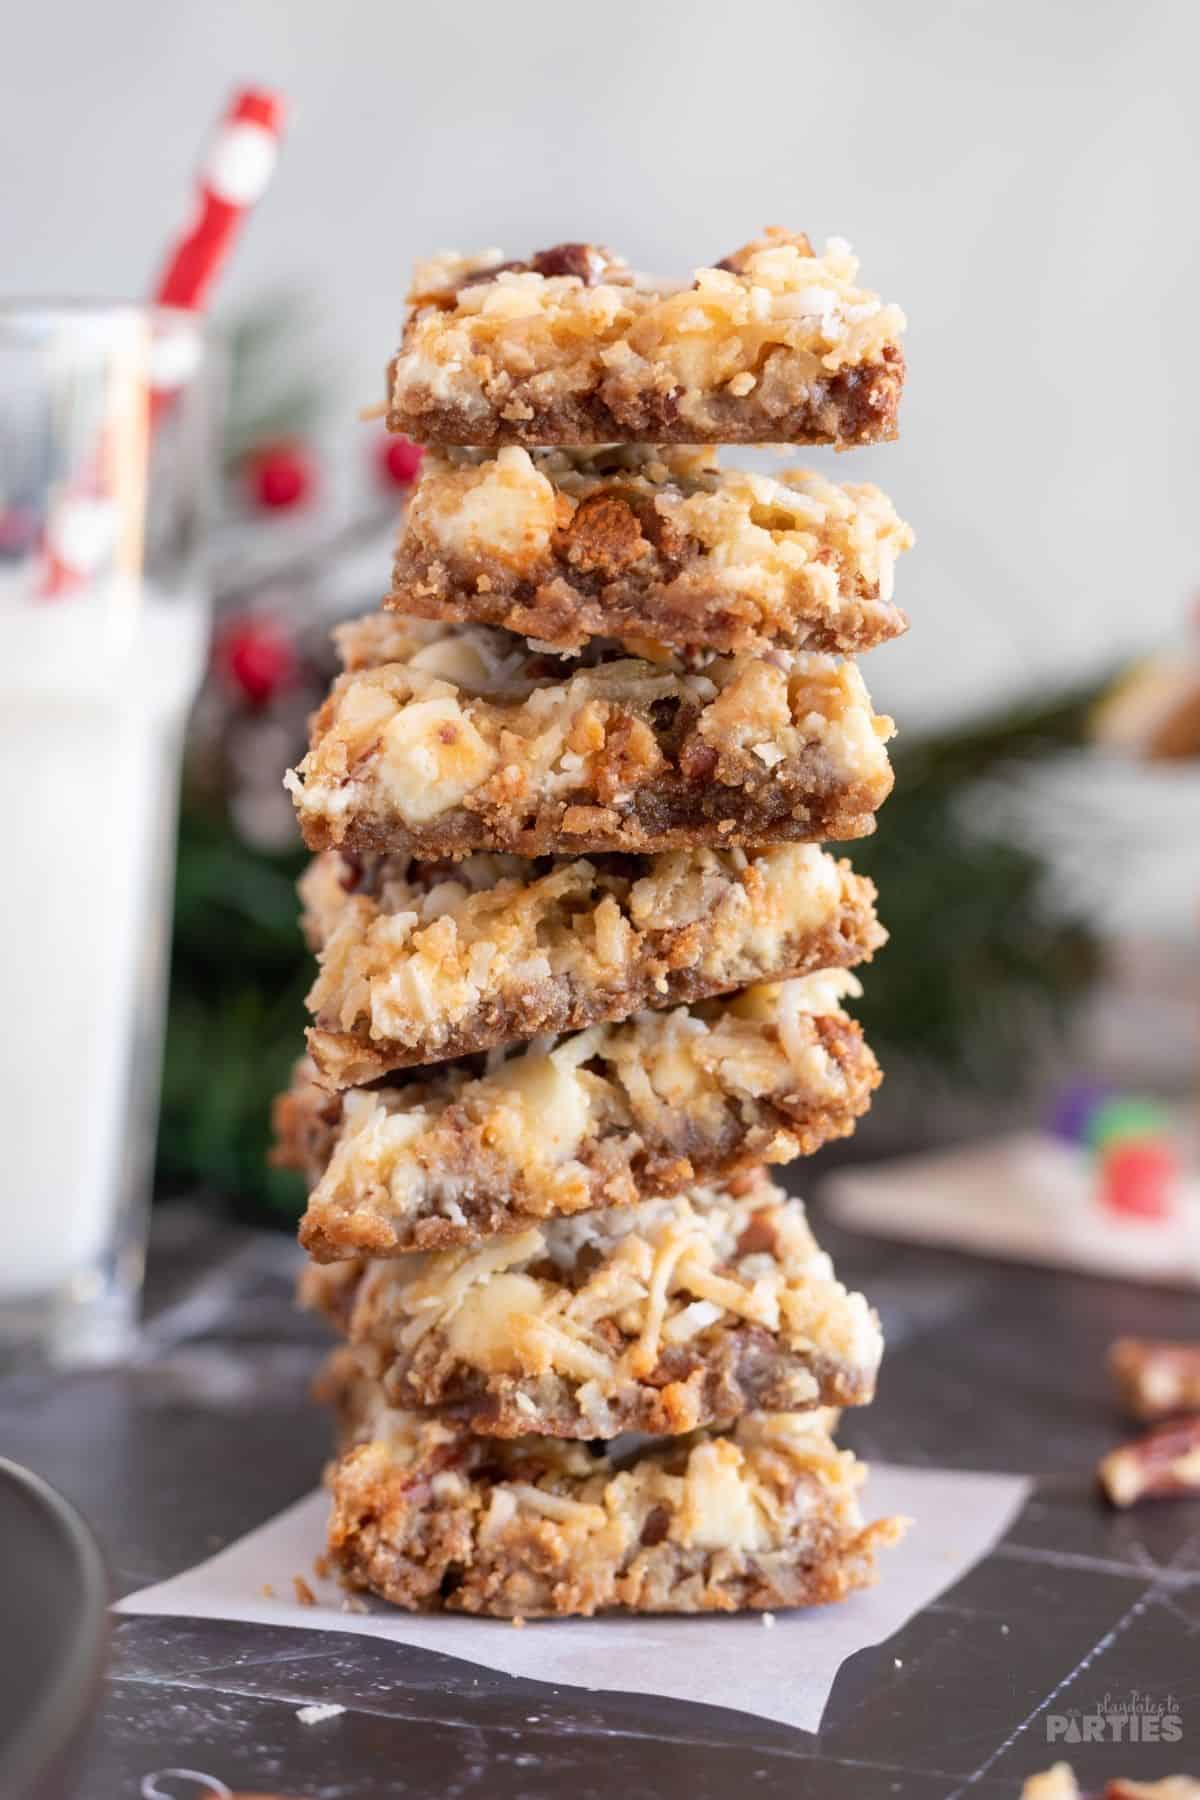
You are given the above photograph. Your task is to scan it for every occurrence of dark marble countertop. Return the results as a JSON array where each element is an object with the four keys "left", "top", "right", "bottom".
[{"left": 4, "top": 1200, "right": 1198, "bottom": 1800}]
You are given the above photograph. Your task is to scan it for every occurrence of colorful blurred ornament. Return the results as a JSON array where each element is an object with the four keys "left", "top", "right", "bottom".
[
  {"left": 1100, "top": 1139, "right": 1179, "bottom": 1221},
  {"left": 213, "top": 611, "right": 298, "bottom": 707},
  {"left": 243, "top": 439, "right": 317, "bottom": 510},
  {"left": 376, "top": 432, "right": 423, "bottom": 489},
  {"left": 1086, "top": 1095, "right": 1172, "bottom": 1153},
  {"left": 1046, "top": 1081, "right": 1181, "bottom": 1223},
  {"left": 1048, "top": 1080, "right": 1115, "bottom": 1145}
]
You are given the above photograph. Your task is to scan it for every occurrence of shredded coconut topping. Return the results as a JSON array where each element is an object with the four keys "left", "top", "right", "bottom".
[
  {"left": 300, "top": 841, "right": 875, "bottom": 1082},
  {"left": 285, "top": 614, "right": 895, "bottom": 848},
  {"left": 390, "top": 229, "right": 906, "bottom": 444},
  {"left": 320, "top": 1176, "right": 882, "bottom": 1400},
  {"left": 393, "top": 444, "right": 913, "bottom": 654},
  {"left": 295, "top": 974, "right": 875, "bottom": 1259}
]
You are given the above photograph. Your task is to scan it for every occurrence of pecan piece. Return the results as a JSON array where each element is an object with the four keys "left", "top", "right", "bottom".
[
  {"left": 559, "top": 492, "right": 653, "bottom": 578},
  {"left": 1109, "top": 1337, "right": 1200, "bottom": 1421},
  {"left": 529, "top": 242, "right": 611, "bottom": 284},
  {"left": 678, "top": 740, "right": 718, "bottom": 784},
  {"left": 593, "top": 714, "right": 665, "bottom": 805},
  {"left": 1022, "top": 1772, "right": 1200, "bottom": 1800},
  {"left": 619, "top": 489, "right": 692, "bottom": 567},
  {"left": 736, "top": 1209, "right": 780, "bottom": 1257},
  {"left": 458, "top": 258, "right": 529, "bottom": 289},
  {"left": 715, "top": 229, "right": 813, "bottom": 273},
  {"left": 337, "top": 850, "right": 364, "bottom": 893},
  {"left": 1097, "top": 1416, "right": 1200, "bottom": 1507},
  {"left": 640, "top": 1504, "right": 671, "bottom": 1547},
  {"left": 1020, "top": 1769, "right": 1082, "bottom": 1800}
]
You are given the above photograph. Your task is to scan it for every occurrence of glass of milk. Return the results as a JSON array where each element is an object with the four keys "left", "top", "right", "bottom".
[{"left": 0, "top": 303, "right": 219, "bottom": 1362}]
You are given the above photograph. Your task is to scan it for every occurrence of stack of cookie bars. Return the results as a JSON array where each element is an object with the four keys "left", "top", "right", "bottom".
[{"left": 276, "top": 228, "right": 914, "bottom": 1619}]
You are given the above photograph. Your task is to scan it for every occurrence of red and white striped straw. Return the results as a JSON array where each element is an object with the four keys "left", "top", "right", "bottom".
[
  {"left": 154, "top": 88, "right": 286, "bottom": 321},
  {"left": 38, "top": 85, "right": 287, "bottom": 596}
]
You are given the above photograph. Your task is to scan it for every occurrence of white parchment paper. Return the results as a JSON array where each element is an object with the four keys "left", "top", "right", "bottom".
[{"left": 116, "top": 1463, "right": 1029, "bottom": 1733}]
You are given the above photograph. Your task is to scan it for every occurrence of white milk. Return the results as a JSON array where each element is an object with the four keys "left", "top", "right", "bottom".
[{"left": 0, "top": 575, "right": 208, "bottom": 1300}]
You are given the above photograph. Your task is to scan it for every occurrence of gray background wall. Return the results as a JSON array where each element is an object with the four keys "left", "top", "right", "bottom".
[{"left": 5, "top": 0, "right": 1197, "bottom": 723}]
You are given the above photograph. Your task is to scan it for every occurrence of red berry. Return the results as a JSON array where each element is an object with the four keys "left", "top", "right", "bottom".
[
  {"left": 214, "top": 613, "right": 297, "bottom": 707},
  {"left": 376, "top": 434, "right": 423, "bottom": 488},
  {"left": 0, "top": 505, "right": 37, "bottom": 555},
  {"left": 1100, "top": 1140, "right": 1178, "bottom": 1222},
  {"left": 245, "top": 440, "right": 316, "bottom": 511}
]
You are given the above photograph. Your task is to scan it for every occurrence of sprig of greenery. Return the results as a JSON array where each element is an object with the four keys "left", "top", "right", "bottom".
[
  {"left": 218, "top": 290, "right": 332, "bottom": 468},
  {"left": 850, "top": 673, "right": 1109, "bottom": 1088},
  {"left": 157, "top": 806, "right": 309, "bottom": 1219}
]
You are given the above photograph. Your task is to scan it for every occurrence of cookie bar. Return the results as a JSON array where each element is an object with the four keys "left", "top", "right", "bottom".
[
  {"left": 322, "top": 1353, "right": 903, "bottom": 1617},
  {"left": 388, "top": 447, "right": 913, "bottom": 656},
  {"left": 284, "top": 614, "right": 895, "bottom": 859},
  {"left": 300, "top": 842, "right": 884, "bottom": 1087},
  {"left": 301, "top": 1170, "right": 882, "bottom": 1437},
  {"left": 276, "top": 972, "right": 880, "bottom": 1260},
  {"left": 387, "top": 230, "right": 905, "bottom": 449}
]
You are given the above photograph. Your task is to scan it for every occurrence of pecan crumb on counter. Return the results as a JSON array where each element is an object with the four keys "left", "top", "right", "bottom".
[
  {"left": 1097, "top": 1416, "right": 1200, "bottom": 1507},
  {"left": 1021, "top": 1766, "right": 1200, "bottom": 1799},
  {"left": 1109, "top": 1337, "right": 1200, "bottom": 1421}
]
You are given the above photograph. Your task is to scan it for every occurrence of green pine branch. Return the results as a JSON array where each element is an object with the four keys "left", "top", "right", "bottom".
[
  {"left": 157, "top": 806, "right": 309, "bottom": 1219},
  {"left": 850, "top": 671, "right": 1114, "bottom": 1089},
  {"left": 218, "top": 289, "right": 334, "bottom": 468}
]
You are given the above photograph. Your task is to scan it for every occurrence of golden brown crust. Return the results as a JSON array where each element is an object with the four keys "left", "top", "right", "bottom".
[
  {"left": 387, "top": 447, "right": 913, "bottom": 657},
  {"left": 297, "top": 782, "right": 887, "bottom": 860},
  {"left": 390, "top": 356, "right": 904, "bottom": 451},
  {"left": 398, "top": 1329, "right": 872, "bottom": 1438},
  {"left": 322, "top": 1357, "right": 904, "bottom": 1617},
  {"left": 277, "top": 980, "right": 881, "bottom": 1261},
  {"left": 300, "top": 843, "right": 884, "bottom": 1087}
]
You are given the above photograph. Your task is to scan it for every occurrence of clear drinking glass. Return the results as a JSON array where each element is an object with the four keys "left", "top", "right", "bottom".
[{"left": 0, "top": 303, "right": 219, "bottom": 1363}]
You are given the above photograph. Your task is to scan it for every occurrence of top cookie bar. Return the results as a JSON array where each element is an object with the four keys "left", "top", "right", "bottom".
[{"left": 388, "top": 229, "right": 906, "bottom": 449}]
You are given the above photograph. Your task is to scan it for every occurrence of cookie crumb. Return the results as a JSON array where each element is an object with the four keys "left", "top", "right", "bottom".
[
  {"left": 260, "top": 1582, "right": 275, "bottom": 1599},
  {"left": 297, "top": 1702, "right": 346, "bottom": 1726},
  {"left": 293, "top": 1575, "right": 317, "bottom": 1607}
]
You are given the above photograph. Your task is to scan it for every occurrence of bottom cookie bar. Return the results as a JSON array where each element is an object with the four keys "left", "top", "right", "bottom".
[{"left": 322, "top": 1352, "right": 904, "bottom": 1618}]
